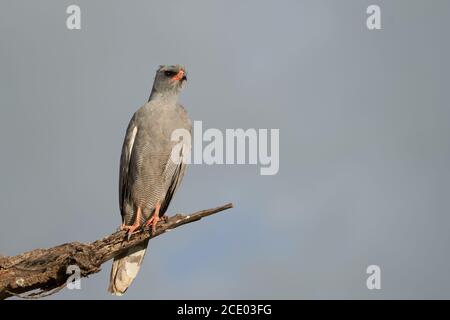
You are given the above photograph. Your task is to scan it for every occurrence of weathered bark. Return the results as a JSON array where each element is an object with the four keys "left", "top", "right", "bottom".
[{"left": 0, "top": 203, "right": 233, "bottom": 300}]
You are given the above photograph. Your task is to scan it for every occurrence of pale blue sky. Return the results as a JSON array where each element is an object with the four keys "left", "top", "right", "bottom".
[{"left": 1, "top": 0, "right": 450, "bottom": 299}]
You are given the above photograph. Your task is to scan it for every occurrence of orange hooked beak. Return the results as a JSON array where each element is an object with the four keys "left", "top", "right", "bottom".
[{"left": 172, "top": 69, "right": 186, "bottom": 81}]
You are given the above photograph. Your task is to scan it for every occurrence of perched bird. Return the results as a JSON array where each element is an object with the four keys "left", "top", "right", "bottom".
[{"left": 108, "top": 65, "right": 191, "bottom": 295}]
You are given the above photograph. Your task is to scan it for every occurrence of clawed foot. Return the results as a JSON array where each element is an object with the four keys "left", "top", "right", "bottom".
[
  {"left": 120, "top": 206, "right": 144, "bottom": 240},
  {"left": 119, "top": 204, "right": 163, "bottom": 239},
  {"left": 144, "top": 202, "right": 162, "bottom": 235},
  {"left": 144, "top": 214, "right": 160, "bottom": 235},
  {"left": 121, "top": 223, "right": 141, "bottom": 240}
]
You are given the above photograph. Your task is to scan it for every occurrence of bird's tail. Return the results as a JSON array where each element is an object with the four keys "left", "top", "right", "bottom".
[{"left": 108, "top": 239, "right": 149, "bottom": 295}]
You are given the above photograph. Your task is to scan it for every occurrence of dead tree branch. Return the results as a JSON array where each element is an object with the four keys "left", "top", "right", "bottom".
[{"left": 0, "top": 203, "right": 233, "bottom": 300}]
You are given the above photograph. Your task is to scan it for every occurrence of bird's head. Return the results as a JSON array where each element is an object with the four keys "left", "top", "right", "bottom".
[{"left": 152, "top": 65, "right": 187, "bottom": 94}]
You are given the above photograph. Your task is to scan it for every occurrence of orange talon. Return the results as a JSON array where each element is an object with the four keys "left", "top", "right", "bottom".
[
  {"left": 121, "top": 207, "right": 143, "bottom": 237},
  {"left": 123, "top": 223, "right": 140, "bottom": 235},
  {"left": 145, "top": 202, "right": 161, "bottom": 234}
]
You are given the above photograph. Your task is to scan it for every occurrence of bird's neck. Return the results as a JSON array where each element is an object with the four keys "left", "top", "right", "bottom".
[{"left": 148, "top": 89, "right": 179, "bottom": 105}]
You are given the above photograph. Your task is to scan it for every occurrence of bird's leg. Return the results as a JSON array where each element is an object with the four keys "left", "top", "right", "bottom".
[
  {"left": 145, "top": 202, "right": 161, "bottom": 235},
  {"left": 121, "top": 206, "right": 143, "bottom": 237}
]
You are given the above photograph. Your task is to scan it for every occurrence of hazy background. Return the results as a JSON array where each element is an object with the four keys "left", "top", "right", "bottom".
[{"left": 1, "top": 0, "right": 450, "bottom": 299}]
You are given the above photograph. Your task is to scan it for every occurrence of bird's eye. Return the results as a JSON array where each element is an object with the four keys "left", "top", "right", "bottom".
[{"left": 164, "top": 70, "right": 177, "bottom": 77}]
